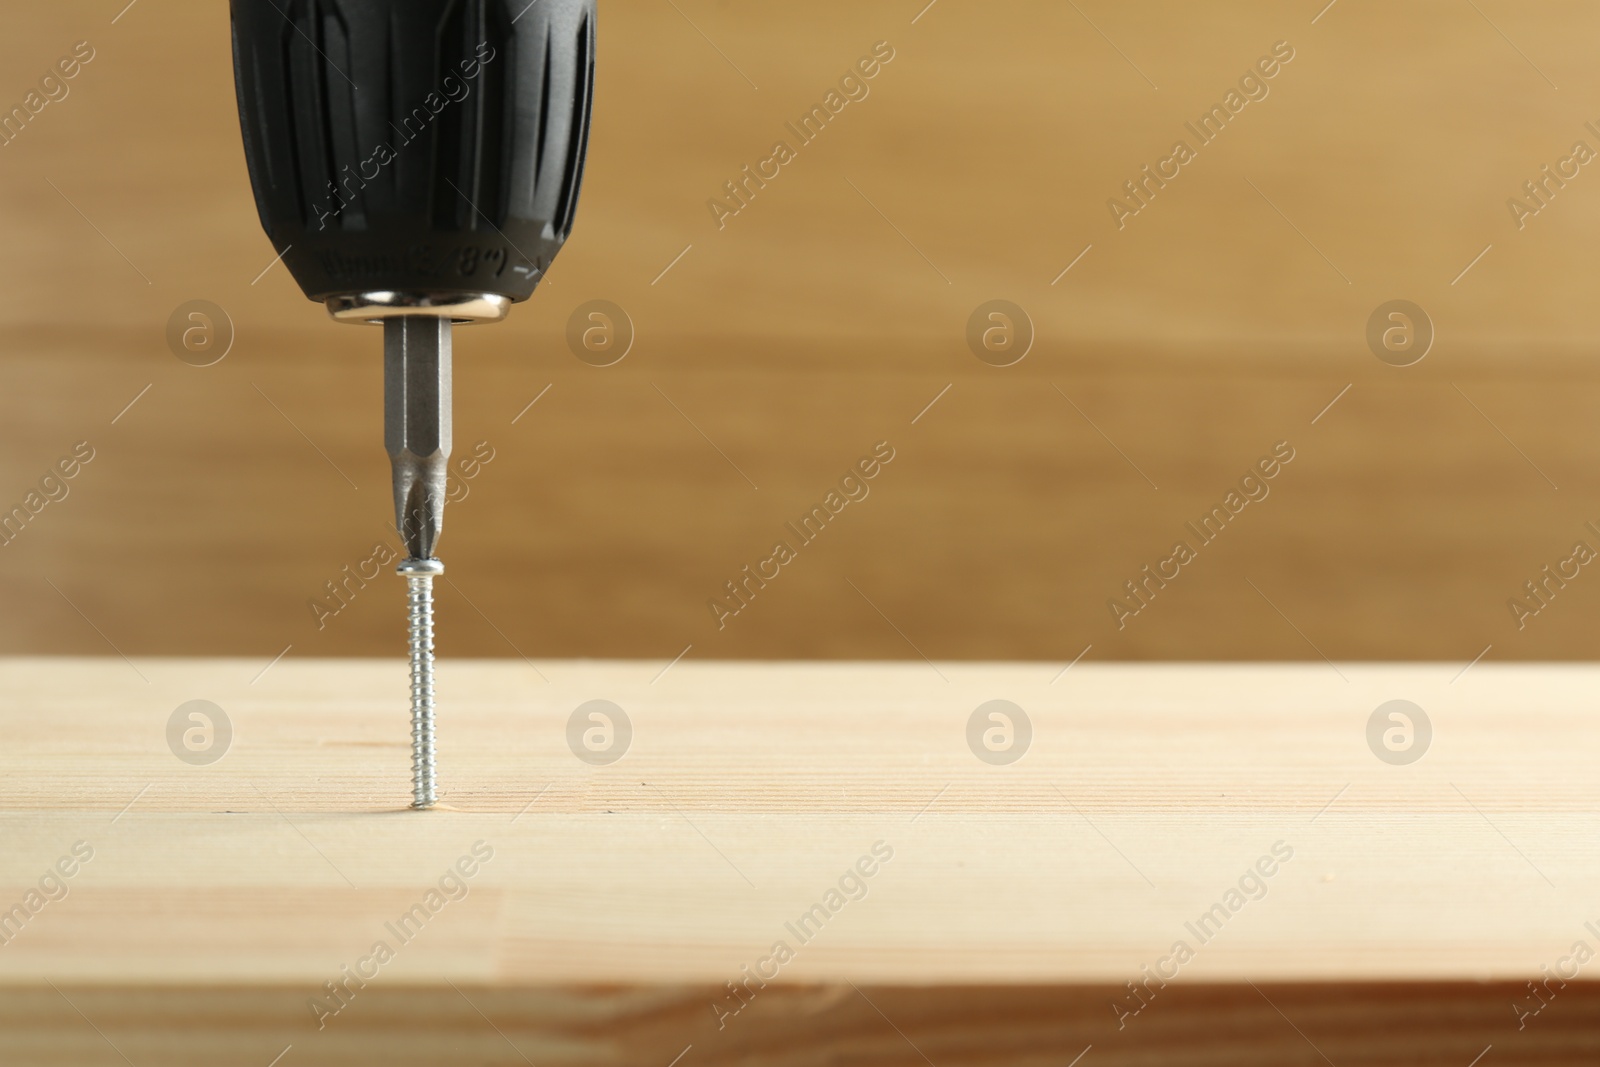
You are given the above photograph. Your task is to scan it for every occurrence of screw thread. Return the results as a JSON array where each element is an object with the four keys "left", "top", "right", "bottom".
[{"left": 405, "top": 571, "right": 438, "bottom": 808}]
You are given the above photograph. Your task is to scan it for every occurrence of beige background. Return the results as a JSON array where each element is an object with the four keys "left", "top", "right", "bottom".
[{"left": 2, "top": 0, "right": 1600, "bottom": 664}]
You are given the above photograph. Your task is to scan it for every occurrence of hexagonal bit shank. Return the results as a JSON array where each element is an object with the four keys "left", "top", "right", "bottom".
[{"left": 384, "top": 317, "right": 452, "bottom": 561}]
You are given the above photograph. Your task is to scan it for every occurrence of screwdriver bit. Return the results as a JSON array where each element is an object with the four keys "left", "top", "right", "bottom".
[{"left": 385, "top": 317, "right": 452, "bottom": 564}]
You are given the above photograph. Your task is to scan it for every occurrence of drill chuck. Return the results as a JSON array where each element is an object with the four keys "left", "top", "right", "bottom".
[{"left": 230, "top": 0, "right": 596, "bottom": 319}]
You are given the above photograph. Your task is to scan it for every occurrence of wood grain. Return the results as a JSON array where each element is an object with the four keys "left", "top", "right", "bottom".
[
  {"left": 0, "top": 657, "right": 1595, "bottom": 1060},
  {"left": 2, "top": 4, "right": 1600, "bottom": 662},
  {"left": 4, "top": 984, "right": 1597, "bottom": 1067}
]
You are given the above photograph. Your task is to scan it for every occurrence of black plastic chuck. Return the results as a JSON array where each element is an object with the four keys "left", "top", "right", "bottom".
[{"left": 230, "top": 0, "right": 595, "bottom": 307}]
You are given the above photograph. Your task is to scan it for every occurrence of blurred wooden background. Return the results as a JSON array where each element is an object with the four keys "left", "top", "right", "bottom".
[{"left": 3, "top": 0, "right": 1600, "bottom": 663}]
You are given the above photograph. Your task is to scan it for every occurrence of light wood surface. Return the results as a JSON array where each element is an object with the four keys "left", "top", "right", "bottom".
[
  {"left": 3, "top": 3, "right": 1600, "bottom": 663},
  {"left": 1, "top": 657, "right": 1596, "bottom": 1061}
]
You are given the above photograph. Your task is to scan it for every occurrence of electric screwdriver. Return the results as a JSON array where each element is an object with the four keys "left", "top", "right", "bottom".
[{"left": 230, "top": 0, "right": 596, "bottom": 807}]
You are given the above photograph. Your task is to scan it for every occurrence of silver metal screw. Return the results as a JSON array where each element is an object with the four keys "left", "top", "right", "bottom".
[{"left": 398, "top": 557, "right": 443, "bottom": 808}]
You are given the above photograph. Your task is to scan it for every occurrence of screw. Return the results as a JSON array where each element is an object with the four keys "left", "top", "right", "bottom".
[{"left": 398, "top": 557, "right": 443, "bottom": 808}]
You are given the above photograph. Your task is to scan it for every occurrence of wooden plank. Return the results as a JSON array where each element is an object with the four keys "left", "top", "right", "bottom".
[
  {"left": 3, "top": 984, "right": 1597, "bottom": 1067},
  {"left": 0, "top": 658, "right": 1595, "bottom": 1061}
]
